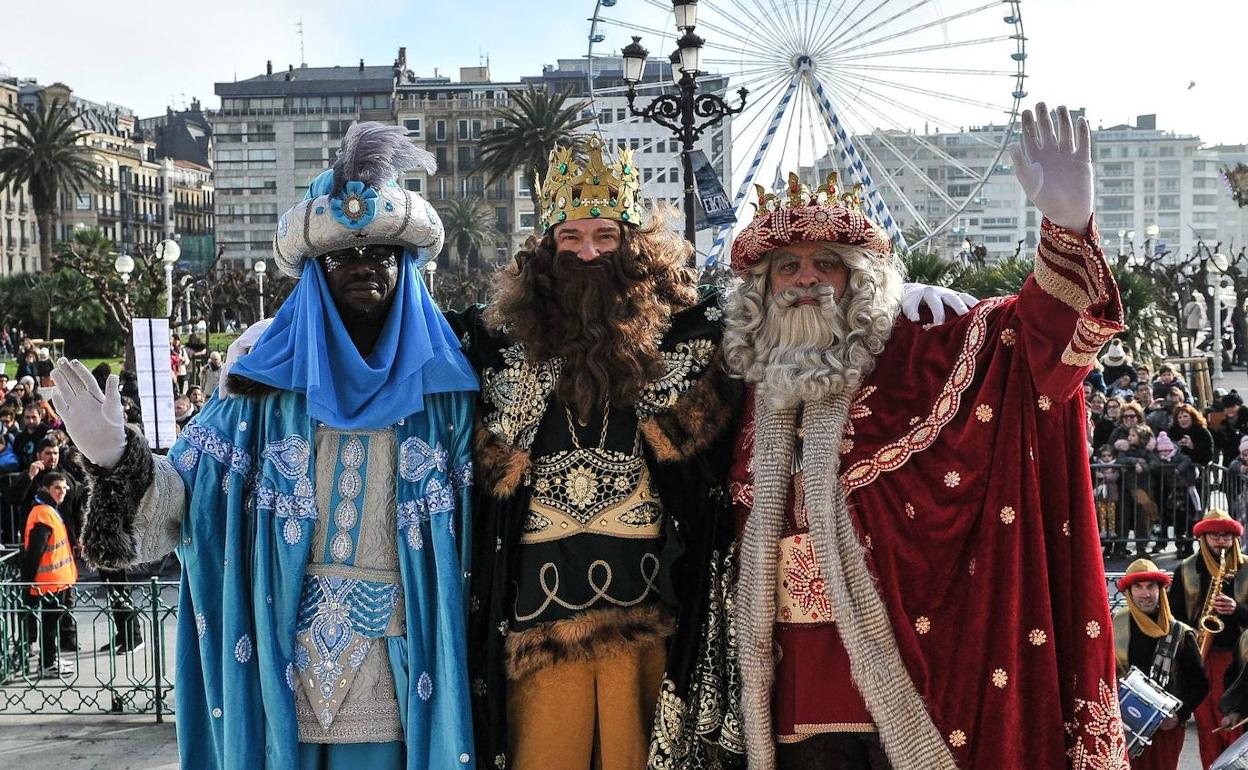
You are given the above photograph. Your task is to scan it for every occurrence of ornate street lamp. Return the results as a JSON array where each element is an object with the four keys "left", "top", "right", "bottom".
[
  {"left": 253, "top": 259, "right": 267, "bottom": 320},
  {"left": 424, "top": 259, "right": 438, "bottom": 292},
  {"left": 157, "top": 238, "right": 181, "bottom": 317},
  {"left": 621, "top": 5, "right": 748, "bottom": 263}
]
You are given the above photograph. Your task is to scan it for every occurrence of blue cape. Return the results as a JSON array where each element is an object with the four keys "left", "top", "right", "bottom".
[{"left": 230, "top": 257, "right": 477, "bottom": 430}]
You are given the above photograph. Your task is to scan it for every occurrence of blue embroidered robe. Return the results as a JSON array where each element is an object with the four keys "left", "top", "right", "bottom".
[{"left": 168, "top": 387, "right": 476, "bottom": 770}]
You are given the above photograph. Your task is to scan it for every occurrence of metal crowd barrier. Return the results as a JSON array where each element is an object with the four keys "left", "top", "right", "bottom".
[
  {"left": 0, "top": 565, "right": 178, "bottom": 721},
  {"left": 1091, "top": 461, "right": 1244, "bottom": 555}
]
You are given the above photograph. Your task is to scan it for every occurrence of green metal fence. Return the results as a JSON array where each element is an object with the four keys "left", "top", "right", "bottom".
[{"left": 0, "top": 550, "right": 178, "bottom": 721}]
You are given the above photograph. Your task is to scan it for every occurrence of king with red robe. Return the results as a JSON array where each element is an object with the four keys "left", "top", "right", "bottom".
[{"left": 708, "top": 102, "right": 1130, "bottom": 770}]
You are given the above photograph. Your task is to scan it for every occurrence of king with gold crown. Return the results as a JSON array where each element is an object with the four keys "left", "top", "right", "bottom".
[{"left": 442, "top": 131, "right": 749, "bottom": 770}]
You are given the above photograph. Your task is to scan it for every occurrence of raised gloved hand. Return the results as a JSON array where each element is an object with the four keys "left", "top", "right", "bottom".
[
  {"left": 219, "top": 317, "right": 273, "bottom": 397},
  {"left": 901, "top": 283, "right": 979, "bottom": 325},
  {"left": 49, "top": 358, "right": 126, "bottom": 469},
  {"left": 1007, "top": 102, "right": 1093, "bottom": 234}
]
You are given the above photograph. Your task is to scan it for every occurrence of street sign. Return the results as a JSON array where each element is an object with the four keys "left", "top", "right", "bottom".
[{"left": 689, "top": 150, "right": 736, "bottom": 230}]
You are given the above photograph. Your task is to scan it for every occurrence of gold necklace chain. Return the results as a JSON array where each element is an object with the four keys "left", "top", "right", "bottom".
[{"left": 565, "top": 402, "right": 611, "bottom": 450}]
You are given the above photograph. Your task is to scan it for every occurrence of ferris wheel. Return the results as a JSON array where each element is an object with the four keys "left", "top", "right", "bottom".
[{"left": 586, "top": 0, "right": 1028, "bottom": 261}]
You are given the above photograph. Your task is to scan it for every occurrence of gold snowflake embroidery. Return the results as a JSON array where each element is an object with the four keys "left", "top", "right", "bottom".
[
  {"left": 1000, "top": 506, "right": 1016, "bottom": 524},
  {"left": 948, "top": 730, "right": 967, "bottom": 748},
  {"left": 1038, "top": 395, "right": 1053, "bottom": 411},
  {"left": 1063, "top": 520, "right": 1071, "bottom": 536},
  {"left": 863, "top": 534, "right": 873, "bottom": 550},
  {"left": 1086, "top": 621, "right": 1101, "bottom": 639},
  {"left": 905, "top": 503, "right": 916, "bottom": 519},
  {"left": 944, "top": 471, "right": 961, "bottom": 488},
  {"left": 992, "top": 669, "right": 1008, "bottom": 688},
  {"left": 1029, "top": 629, "right": 1048, "bottom": 646},
  {"left": 968, "top": 558, "right": 977, "bottom": 575},
  {"left": 976, "top": 404, "right": 994, "bottom": 423},
  {"left": 915, "top": 616, "right": 931, "bottom": 635},
  {"left": 1000, "top": 328, "right": 1017, "bottom": 346},
  {"left": 1064, "top": 678, "right": 1128, "bottom": 770},
  {"left": 841, "top": 438, "right": 854, "bottom": 455},
  {"left": 909, "top": 416, "right": 921, "bottom": 425}
]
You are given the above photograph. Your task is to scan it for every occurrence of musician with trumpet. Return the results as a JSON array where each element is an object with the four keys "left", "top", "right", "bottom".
[
  {"left": 1114, "top": 559, "right": 1209, "bottom": 769},
  {"left": 1168, "top": 509, "right": 1248, "bottom": 765}
]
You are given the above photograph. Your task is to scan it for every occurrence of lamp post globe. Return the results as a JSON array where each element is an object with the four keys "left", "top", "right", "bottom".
[
  {"left": 673, "top": 0, "right": 699, "bottom": 29},
  {"left": 676, "top": 29, "right": 705, "bottom": 75},
  {"left": 622, "top": 36, "right": 649, "bottom": 84},
  {"left": 113, "top": 253, "right": 134, "bottom": 284},
  {"left": 157, "top": 239, "right": 181, "bottom": 265}
]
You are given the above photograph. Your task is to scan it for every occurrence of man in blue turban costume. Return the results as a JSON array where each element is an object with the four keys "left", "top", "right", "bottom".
[{"left": 50, "top": 122, "right": 480, "bottom": 770}]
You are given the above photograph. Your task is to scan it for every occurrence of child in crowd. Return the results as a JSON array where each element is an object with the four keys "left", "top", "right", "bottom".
[{"left": 1094, "top": 444, "right": 1121, "bottom": 541}]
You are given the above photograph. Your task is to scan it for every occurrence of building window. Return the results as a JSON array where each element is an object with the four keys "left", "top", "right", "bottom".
[
  {"left": 520, "top": 212, "right": 535, "bottom": 229},
  {"left": 75, "top": 193, "right": 92, "bottom": 210},
  {"left": 405, "top": 178, "right": 423, "bottom": 192},
  {"left": 617, "top": 108, "right": 626, "bottom": 122},
  {"left": 458, "top": 119, "right": 470, "bottom": 140},
  {"left": 435, "top": 120, "right": 447, "bottom": 141},
  {"left": 403, "top": 118, "right": 422, "bottom": 137}
]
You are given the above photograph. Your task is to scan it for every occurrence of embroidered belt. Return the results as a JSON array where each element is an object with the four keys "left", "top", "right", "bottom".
[{"left": 521, "top": 448, "right": 663, "bottom": 543}]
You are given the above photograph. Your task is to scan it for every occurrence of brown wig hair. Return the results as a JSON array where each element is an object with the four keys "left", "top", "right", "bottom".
[{"left": 485, "top": 208, "right": 697, "bottom": 418}]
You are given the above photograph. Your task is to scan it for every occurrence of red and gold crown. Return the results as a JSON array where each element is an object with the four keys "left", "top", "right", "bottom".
[{"left": 730, "top": 171, "right": 893, "bottom": 274}]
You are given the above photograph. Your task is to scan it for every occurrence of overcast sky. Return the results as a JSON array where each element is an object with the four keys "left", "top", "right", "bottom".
[{"left": 4, "top": 0, "right": 1242, "bottom": 145}]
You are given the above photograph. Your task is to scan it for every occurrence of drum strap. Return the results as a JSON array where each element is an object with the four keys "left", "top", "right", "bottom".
[{"left": 1149, "top": 620, "right": 1183, "bottom": 688}]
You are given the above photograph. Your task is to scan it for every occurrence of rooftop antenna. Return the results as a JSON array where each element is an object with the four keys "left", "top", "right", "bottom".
[{"left": 297, "top": 17, "right": 306, "bottom": 68}]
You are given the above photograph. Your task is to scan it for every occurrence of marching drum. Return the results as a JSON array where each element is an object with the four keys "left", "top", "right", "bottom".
[
  {"left": 1118, "top": 667, "right": 1183, "bottom": 758},
  {"left": 1213, "top": 728, "right": 1248, "bottom": 768},
  {"left": 1213, "top": 730, "right": 1248, "bottom": 769}
]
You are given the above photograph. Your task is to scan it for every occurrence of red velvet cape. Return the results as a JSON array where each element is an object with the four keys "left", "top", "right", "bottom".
[{"left": 734, "top": 219, "right": 1130, "bottom": 769}]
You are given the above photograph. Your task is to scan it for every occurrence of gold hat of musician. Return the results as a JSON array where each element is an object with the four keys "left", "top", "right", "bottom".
[{"left": 538, "top": 136, "right": 644, "bottom": 232}]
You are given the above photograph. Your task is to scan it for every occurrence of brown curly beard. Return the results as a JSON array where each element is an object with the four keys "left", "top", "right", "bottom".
[{"left": 485, "top": 214, "right": 697, "bottom": 419}]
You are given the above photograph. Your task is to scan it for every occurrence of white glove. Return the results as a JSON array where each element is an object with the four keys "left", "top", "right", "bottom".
[
  {"left": 49, "top": 358, "right": 126, "bottom": 469},
  {"left": 219, "top": 318, "right": 273, "bottom": 397},
  {"left": 1007, "top": 102, "right": 1093, "bottom": 234},
  {"left": 901, "top": 283, "right": 979, "bottom": 325}
]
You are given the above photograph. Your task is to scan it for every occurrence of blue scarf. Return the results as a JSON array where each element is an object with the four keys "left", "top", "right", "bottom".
[{"left": 230, "top": 257, "right": 477, "bottom": 430}]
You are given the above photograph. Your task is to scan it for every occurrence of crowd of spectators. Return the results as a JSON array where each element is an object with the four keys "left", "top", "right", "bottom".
[{"left": 1085, "top": 340, "right": 1248, "bottom": 558}]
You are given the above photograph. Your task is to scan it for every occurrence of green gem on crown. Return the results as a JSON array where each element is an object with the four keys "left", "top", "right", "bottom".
[
  {"left": 621, "top": 212, "right": 630, "bottom": 222},
  {"left": 557, "top": 211, "right": 567, "bottom": 222},
  {"left": 590, "top": 207, "right": 602, "bottom": 217},
  {"left": 559, "top": 163, "right": 568, "bottom": 174}
]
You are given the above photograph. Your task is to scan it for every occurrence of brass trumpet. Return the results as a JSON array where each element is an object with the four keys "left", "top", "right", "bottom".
[{"left": 1198, "top": 547, "right": 1229, "bottom": 659}]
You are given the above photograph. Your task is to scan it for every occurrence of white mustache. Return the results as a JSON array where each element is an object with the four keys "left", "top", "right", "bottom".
[{"left": 774, "top": 284, "right": 837, "bottom": 309}]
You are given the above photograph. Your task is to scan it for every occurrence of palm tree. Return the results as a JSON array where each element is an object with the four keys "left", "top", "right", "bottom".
[
  {"left": 438, "top": 196, "right": 500, "bottom": 272},
  {"left": 478, "top": 84, "right": 594, "bottom": 233},
  {"left": 899, "top": 250, "right": 963, "bottom": 288},
  {"left": 0, "top": 101, "right": 101, "bottom": 271}
]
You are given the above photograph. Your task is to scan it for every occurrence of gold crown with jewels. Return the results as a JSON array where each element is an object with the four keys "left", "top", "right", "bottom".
[
  {"left": 540, "top": 136, "right": 644, "bottom": 232},
  {"left": 753, "top": 171, "right": 864, "bottom": 213}
]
